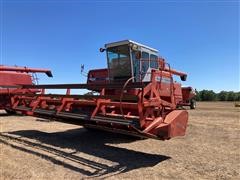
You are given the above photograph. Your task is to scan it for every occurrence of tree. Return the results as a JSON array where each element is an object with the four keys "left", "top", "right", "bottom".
[
  {"left": 227, "top": 91, "right": 236, "bottom": 101},
  {"left": 218, "top": 91, "right": 228, "bottom": 101},
  {"left": 195, "top": 90, "right": 201, "bottom": 101},
  {"left": 199, "top": 90, "right": 216, "bottom": 101},
  {"left": 236, "top": 92, "right": 240, "bottom": 101}
]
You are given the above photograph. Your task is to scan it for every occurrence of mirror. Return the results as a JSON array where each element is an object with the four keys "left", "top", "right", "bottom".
[
  {"left": 180, "top": 75, "right": 187, "bottom": 81},
  {"left": 99, "top": 48, "right": 106, "bottom": 52}
]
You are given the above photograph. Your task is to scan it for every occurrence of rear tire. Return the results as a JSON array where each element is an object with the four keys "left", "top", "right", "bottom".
[{"left": 190, "top": 99, "right": 196, "bottom": 109}]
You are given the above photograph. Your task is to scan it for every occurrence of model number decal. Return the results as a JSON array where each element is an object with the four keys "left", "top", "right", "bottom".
[{"left": 155, "top": 76, "right": 171, "bottom": 83}]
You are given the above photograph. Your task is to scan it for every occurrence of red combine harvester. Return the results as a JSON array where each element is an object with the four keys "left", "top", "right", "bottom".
[
  {"left": 0, "top": 65, "right": 52, "bottom": 114},
  {"left": 178, "top": 87, "right": 196, "bottom": 109},
  {"left": 2, "top": 40, "right": 195, "bottom": 140}
]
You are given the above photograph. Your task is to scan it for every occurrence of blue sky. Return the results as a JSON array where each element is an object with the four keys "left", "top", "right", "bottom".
[{"left": 1, "top": 0, "right": 239, "bottom": 92}]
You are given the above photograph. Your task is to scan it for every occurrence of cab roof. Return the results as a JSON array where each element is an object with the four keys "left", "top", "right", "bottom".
[{"left": 105, "top": 40, "right": 159, "bottom": 53}]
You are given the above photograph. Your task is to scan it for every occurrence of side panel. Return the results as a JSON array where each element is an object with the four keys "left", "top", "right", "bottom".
[
  {"left": 174, "top": 83, "right": 183, "bottom": 104},
  {"left": 182, "top": 87, "right": 195, "bottom": 102},
  {"left": 0, "top": 72, "right": 32, "bottom": 86},
  {"left": 87, "top": 69, "right": 109, "bottom": 89},
  {"left": 155, "top": 110, "right": 188, "bottom": 139},
  {"left": 0, "top": 72, "right": 33, "bottom": 110}
]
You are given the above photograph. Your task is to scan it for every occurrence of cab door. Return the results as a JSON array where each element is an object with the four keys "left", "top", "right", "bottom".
[
  {"left": 141, "top": 51, "right": 150, "bottom": 81},
  {"left": 131, "top": 50, "right": 141, "bottom": 82}
]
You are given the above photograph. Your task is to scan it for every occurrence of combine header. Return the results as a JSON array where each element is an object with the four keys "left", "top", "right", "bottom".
[
  {"left": 0, "top": 65, "right": 52, "bottom": 113},
  {"left": 3, "top": 40, "right": 191, "bottom": 140}
]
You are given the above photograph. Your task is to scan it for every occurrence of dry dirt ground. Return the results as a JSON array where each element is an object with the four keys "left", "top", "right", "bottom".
[{"left": 0, "top": 102, "right": 239, "bottom": 179}]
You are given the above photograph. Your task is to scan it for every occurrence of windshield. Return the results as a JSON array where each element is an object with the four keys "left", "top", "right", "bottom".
[{"left": 107, "top": 45, "right": 131, "bottom": 81}]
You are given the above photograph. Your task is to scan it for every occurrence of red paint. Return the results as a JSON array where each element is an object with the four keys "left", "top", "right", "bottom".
[
  {"left": 0, "top": 43, "right": 193, "bottom": 140},
  {"left": 0, "top": 65, "right": 52, "bottom": 111}
]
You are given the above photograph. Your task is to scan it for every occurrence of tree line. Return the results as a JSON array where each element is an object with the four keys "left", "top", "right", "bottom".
[{"left": 195, "top": 90, "right": 240, "bottom": 101}]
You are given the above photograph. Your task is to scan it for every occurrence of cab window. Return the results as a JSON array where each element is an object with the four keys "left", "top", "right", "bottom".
[
  {"left": 141, "top": 52, "right": 149, "bottom": 77},
  {"left": 107, "top": 45, "right": 131, "bottom": 81},
  {"left": 150, "top": 54, "right": 158, "bottom": 69}
]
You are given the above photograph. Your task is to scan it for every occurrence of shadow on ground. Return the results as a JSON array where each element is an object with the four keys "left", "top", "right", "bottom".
[
  {"left": 0, "top": 129, "right": 170, "bottom": 177},
  {"left": 0, "top": 114, "right": 10, "bottom": 117}
]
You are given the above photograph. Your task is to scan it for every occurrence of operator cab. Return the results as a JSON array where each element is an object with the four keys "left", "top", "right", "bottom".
[{"left": 104, "top": 40, "right": 159, "bottom": 82}]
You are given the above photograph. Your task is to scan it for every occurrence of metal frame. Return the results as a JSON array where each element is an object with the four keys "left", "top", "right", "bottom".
[
  {"left": 10, "top": 64, "right": 188, "bottom": 140},
  {"left": 0, "top": 42, "right": 190, "bottom": 141}
]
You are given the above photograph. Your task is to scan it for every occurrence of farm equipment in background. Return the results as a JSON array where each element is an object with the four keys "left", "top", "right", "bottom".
[
  {"left": 0, "top": 65, "right": 52, "bottom": 114},
  {"left": 235, "top": 102, "right": 240, "bottom": 107},
  {"left": 178, "top": 87, "right": 196, "bottom": 109},
  {"left": 2, "top": 40, "right": 194, "bottom": 140}
]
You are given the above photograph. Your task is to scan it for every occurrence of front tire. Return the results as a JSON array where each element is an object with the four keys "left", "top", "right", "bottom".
[{"left": 190, "top": 99, "right": 196, "bottom": 109}]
